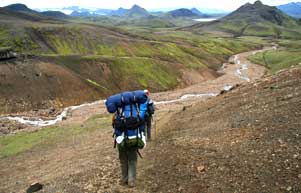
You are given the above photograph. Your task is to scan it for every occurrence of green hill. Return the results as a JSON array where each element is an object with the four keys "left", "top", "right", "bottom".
[
  {"left": 3, "top": 3, "right": 37, "bottom": 13},
  {"left": 249, "top": 39, "right": 301, "bottom": 73},
  {"left": 41, "top": 11, "right": 71, "bottom": 20},
  {"left": 165, "top": 8, "right": 199, "bottom": 18},
  {"left": 125, "top": 5, "right": 150, "bottom": 17},
  {"left": 185, "top": 1, "right": 301, "bottom": 39}
]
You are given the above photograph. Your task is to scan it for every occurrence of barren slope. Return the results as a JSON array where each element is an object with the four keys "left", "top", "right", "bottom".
[{"left": 140, "top": 67, "right": 301, "bottom": 193}]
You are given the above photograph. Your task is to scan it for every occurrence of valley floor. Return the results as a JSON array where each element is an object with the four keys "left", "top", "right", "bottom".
[{"left": 1, "top": 47, "right": 300, "bottom": 192}]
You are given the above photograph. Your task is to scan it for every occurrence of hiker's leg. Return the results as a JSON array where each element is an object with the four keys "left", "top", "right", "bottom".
[
  {"left": 127, "top": 147, "right": 138, "bottom": 184},
  {"left": 118, "top": 146, "right": 128, "bottom": 184},
  {"left": 146, "top": 118, "right": 152, "bottom": 140}
]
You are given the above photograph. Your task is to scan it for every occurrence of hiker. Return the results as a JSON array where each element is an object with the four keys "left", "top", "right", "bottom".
[
  {"left": 143, "top": 90, "right": 155, "bottom": 141},
  {"left": 106, "top": 90, "right": 149, "bottom": 188}
]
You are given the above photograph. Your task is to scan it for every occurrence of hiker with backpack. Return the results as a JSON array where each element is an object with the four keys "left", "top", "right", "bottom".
[{"left": 105, "top": 90, "right": 151, "bottom": 188}]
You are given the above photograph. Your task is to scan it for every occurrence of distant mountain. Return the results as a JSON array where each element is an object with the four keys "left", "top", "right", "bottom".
[
  {"left": 222, "top": 1, "right": 298, "bottom": 26},
  {"left": 36, "top": 6, "right": 113, "bottom": 16},
  {"left": 109, "top": 8, "right": 129, "bottom": 16},
  {"left": 3, "top": 3, "right": 36, "bottom": 13},
  {"left": 64, "top": 6, "right": 113, "bottom": 15},
  {"left": 190, "top": 8, "right": 212, "bottom": 18},
  {"left": 41, "top": 11, "right": 70, "bottom": 19},
  {"left": 166, "top": 8, "right": 199, "bottom": 18},
  {"left": 196, "top": 8, "right": 228, "bottom": 14},
  {"left": 185, "top": 1, "right": 301, "bottom": 38},
  {"left": 108, "top": 5, "right": 149, "bottom": 17},
  {"left": 126, "top": 5, "right": 149, "bottom": 17},
  {"left": 190, "top": 8, "right": 203, "bottom": 16},
  {"left": 93, "top": 9, "right": 113, "bottom": 15},
  {"left": 70, "top": 11, "right": 95, "bottom": 17},
  {"left": 64, "top": 6, "right": 89, "bottom": 12},
  {"left": 278, "top": 2, "right": 301, "bottom": 18},
  {"left": 63, "top": 5, "right": 149, "bottom": 17},
  {"left": 1, "top": 4, "right": 50, "bottom": 21}
]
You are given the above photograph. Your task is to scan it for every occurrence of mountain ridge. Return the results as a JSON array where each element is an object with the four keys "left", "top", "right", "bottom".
[
  {"left": 278, "top": 2, "right": 301, "bottom": 18},
  {"left": 3, "top": 3, "right": 36, "bottom": 13},
  {"left": 41, "top": 11, "right": 70, "bottom": 19},
  {"left": 1, "top": 3, "right": 69, "bottom": 21},
  {"left": 166, "top": 8, "right": 199, "bottom": 18},
  {"left": 184, "top": 0, "right": 301, "bottom": 39},
  {"left": 125, "top": 4, "right": 150, "bottom": 17}
]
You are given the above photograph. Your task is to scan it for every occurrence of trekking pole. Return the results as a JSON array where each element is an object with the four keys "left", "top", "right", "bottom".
[
  {"left": 137, "top": 150, "right": 143, "bottom": 159},
  {"left": 112, "top": 133, "right": 117, "bottom": 148},
  {"left": 154, "top": 115, "right": 157, "bottom": 140},
  {"left": 153, "top": 115, "right": 159, "bottom": 184}
]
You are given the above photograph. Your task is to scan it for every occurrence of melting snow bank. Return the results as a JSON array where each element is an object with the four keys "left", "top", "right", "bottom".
[
  {"left": 155, "top": 84, "right": 234, "bottom": 105},
  {"left": 223, "top": 85, "right": 234, "bottom": 91},
  {"left": 1, "top": 87, "right": 236, "bottom": 126},
  {"left": 233, "top": 55, "right": 250, "bottom": 82},
  {"left": 155, "top": 93, "right": 218, "bottom": 105},
  {"left": 0, "top": 93, "right": 220, "bottom": 126},
  {"left": 0, "top": 100, "right": 105, "bottom": 127},
  {"left": 235, "top": 64, "right": 250, "bottom": 82}
]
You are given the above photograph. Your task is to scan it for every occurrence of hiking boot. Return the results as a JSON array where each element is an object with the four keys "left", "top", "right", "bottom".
[
  {"left": 119, "top": 180, "right": 127, "bottom": 186},
  {"left": 128, "top": 181, "right": 136, "bottom": 188}
]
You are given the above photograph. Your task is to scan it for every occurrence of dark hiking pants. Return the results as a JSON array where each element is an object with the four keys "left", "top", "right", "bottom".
[{"left": 118, "top": 146, "right": 138, "bottom": 184}]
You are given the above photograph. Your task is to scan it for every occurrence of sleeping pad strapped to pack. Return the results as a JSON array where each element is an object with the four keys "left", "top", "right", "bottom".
[{"left": 105, "top": 90, "right": 148, "bottom": 113}]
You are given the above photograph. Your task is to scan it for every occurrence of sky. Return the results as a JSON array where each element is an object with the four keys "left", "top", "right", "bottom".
[{"left": 0, "top": 0, "right": 298, "bottom": 11}]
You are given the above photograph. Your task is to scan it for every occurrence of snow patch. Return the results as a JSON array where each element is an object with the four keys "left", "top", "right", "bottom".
[
  {"left": 234, "top": 55, "right": 250, "bottom": 82},
  {"left": 0, "top": 100, "right": 104, "bottom": 127},
  {"left": 155, "top": 93, "right": 217, "bottom": 105},
  {"left": 223, "top": 85, "right": 233, "bottom": 91}
]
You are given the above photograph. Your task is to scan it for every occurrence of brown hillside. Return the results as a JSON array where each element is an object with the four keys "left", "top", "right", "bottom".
[
  {"left": 141, "top": 67, "right": 301, "bottom": 193},
  {"left": 0, "top": 59, "right": 102, "bottom": 113}
]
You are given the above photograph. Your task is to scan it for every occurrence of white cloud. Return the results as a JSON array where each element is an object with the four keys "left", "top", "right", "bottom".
[{"left": 0, "top": 0, "right": 298, "bottom": 11}]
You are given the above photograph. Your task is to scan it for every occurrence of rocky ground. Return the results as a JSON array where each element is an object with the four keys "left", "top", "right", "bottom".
[
  {"left": 140, "top": 67, "right": 301, "bottom": 193},
  {"left": 1, "top": 47, "right": 300, "bottom": 193}
]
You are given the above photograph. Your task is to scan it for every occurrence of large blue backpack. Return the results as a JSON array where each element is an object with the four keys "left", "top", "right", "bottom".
[{"left": 105, "top": 90, "right": 148, "bottom": 139}]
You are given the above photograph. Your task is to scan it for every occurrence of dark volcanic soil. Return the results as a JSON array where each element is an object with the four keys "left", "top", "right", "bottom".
[{"left": 139, "top": 67, "right": 301, "bottom": 193}]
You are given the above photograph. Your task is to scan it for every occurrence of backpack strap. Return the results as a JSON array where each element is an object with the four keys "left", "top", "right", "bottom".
[
  {"left": 132, "top": 91, "right": 141, "bottom": 118},
  {"left": 136, "top": 125, "right": 139, "bottom": 142},
  {"left": 120, "top": 93, "right": 125, "bottom": 104},
  {"left": 129, "top": 99, "right": 133, "bottom": 117},
  {"left": 114, "top": 95, "right": 124, "bottom": 129},
  {"left": 119, "top": 93, "right": 125, "bottom": 117}
]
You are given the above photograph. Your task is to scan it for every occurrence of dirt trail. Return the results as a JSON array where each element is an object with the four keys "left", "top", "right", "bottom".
[{"left": 0, "top": 47, "right": 273, "bottom": 193}]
